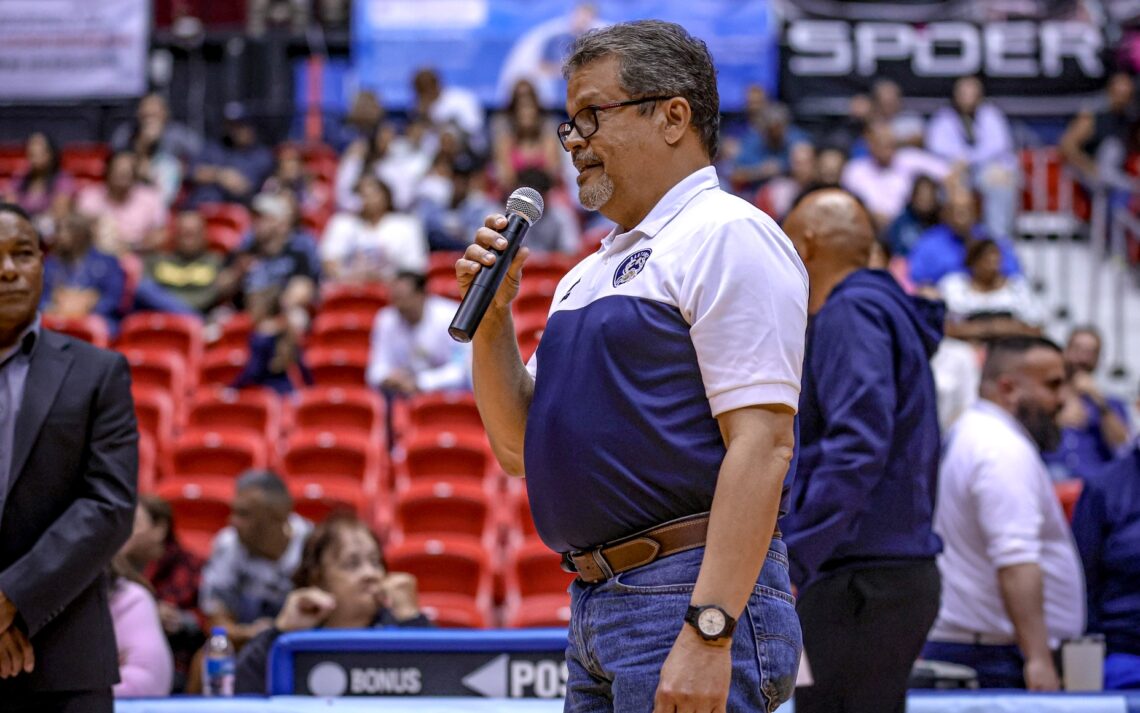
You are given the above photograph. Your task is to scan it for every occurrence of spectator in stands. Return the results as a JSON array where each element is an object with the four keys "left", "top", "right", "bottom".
[
  {"left": 416, "top": 153, "right": 499, "bottom": 252},
  {"left": 730, "top": 103, "right": 809, "bottom": 193},
  {"left": 908, "top": 190, "right": 1022, "bottom": 287},
  {"left": 872, "top": 78, "right": 924, "bottom": 147},
  {"left": 938, "top": 238, "right": 1044, "bottom": 330},
  {"left": 781, "top": 188, "right": 943, "bottom": 713},
  {"left": 492, "top": 79, "right": 563, "bottom": 193},
  {"left": 755, "top": 142, "right": 817, "bottom": 220},
  {"left": 119, "top": 495, "right": 204, "bottom": 694},
  {"left": 4, "top": 132, "right": 74, "bottom": 233},
  {"left": 1060, "top": 72, "right": 1137, "bottom": 185},
  {"left": 234, "top": 513, "right": 430, "bottom": 694},
  {"left": 1044, "top": 326, "right": 1132, "bottom": 481},
  {"left": 111, "top": 92, "right": 202, "bottom": 165},
  {"left": 885, "top": 174, "right": 941, "bottom": 258},
  {"left": 816, "top": 146, "right": 847, "bottom": 187},
  {"left": 200, "top": 470, "right": 313, "bottom": 648},
  {"left": 216, "top": 192, "right": 320, "bottom": 313},
  {"left": 924, "top": 337, "right": 1083, "bottom": 690},
  {"left": 926, "top": 77, "right": 1020, "bottom": 239},
  {"left": 190, "top": 103, "right": 275, "bottom": 205},
  {"left": 144, "top": 210, "right": 223, "bottom": 315},
  {"left": 321, "top": 174, "right": 428, "bottom": 282},
  {"left": 1072, "top": 439, "right": 1140, "bottom": 690},
  {"left": 76, "top": 150, "right": 167, "bottom": 255},
  {"left": 108, "top": 557, "right": 174, "bottom": 698},
  {"left": 412, "top": 66, "right": 487, "bottom": 154},
  {"left": 515, "top": 167, "right": 580, "bottom": 254},
  {"left": 40, "top": 212, "right": 124, "bottom": 329},
  {"left": 231, "top": 286, "right": 313, "bottom": 395},
  {"left": 840, "top": 119, "right": 951, "bottom": 229},
  {"left": 366, "top": 271, "right": 470, "bottom": 396},
  {"left": 328, "top": 90, "right": 386, "bottom": 151},
  {"left": 822, "top": 93, "right": 874, "bottom": 158},
  {"left": 337, "top": 122, "right": 431, "bottom": 213},
  {"left": 261, "top": 143, "right": 330, "bottom": 220}
]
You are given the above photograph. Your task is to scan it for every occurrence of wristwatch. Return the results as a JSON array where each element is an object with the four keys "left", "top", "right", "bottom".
[{"left": 684, "top": 604, "right": 736, "bottom": 642}]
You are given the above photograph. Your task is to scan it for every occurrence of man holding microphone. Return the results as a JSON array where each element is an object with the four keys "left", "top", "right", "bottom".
[{"left": 456, "top": 20, "right": 807, "bottom": 713}]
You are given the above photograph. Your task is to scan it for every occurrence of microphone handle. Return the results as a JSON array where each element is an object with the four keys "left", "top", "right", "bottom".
[{"left": 448, "top": 213, "right": 530, "bottom": 343}]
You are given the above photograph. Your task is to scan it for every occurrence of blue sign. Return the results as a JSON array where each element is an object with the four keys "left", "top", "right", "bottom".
[{"left": 351, "top": 0, "right": 777, "bottom": 112}]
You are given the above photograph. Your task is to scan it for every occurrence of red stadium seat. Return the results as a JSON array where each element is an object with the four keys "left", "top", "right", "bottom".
[
  {"left": 385, "top": 536, "right": 494, "bottom": 628},
  {"left": 505, "top": 597, "right": 572, "bottom": 628},
  {"left": 427, "top": 251, "right": 463, "bottom": 277},
  {"left": 426, "top": 274, "right": 462, "bottom": 301},
  {"left": 155, "top": 479, "right": 232, "bottom": 560},
  {"left": 307, "top": 346, "right": 370, "bottom": 387},
  {"left": 396, "top": 391, "right": 483, "bottom": 438},
  {"left": 211, "top": 313, "right": 254, "bottom": 351},
  {"left": 1055, "top": 479, "right": 1083, "bottom": 522},
  {"left": 122, "top": 349, "right": 187, "bottom": 397},
  {"left": 392, "top": 430, "right": 494, "bottom": 492},
  {"left": 514, "top": 313, "right": 546, "bottom": 363},
  {"left": 185, "top": 388, "right": 281, "bottom": 444},
  {"left": 512, "top": 278, "right": 560, "bottom": 320},
  {"left": 138, "top": 431, "right": 158, "bottom": 494},
  {"left": 279, "top": 430, "right": 385, "bottom": 494},
  {"left": 132, "top": 385, "right": 177, "bottom": 454},
  {"left": 42, "top": 314, "right": 111, "bottom": 348},
  {"left": 309, "top": 312, "right": 373, "bottom": 351},
  {"left": 522, "top": 254, "right": 575, "bottom": 283},
  {"left": 206, "top": 223, "right": 243, "bottom": 254},
  {"left": 199, "top": 348, "right": 248, "bottom": 389},
  {"left": 505, "top": 482, "right": 539, "bottom": 545},
  {"left": 286, "top": 386, "right": 385, "bottom": 441},
  {"left": 199, "top": 202, "right": 251, "bottom": 234},
  {"left": 290, "top": 480, "right": 374, "bottom": 526},
  {"left": 61, "top": 143, "right": 110, "bottom": 187},
  {"left": 389, "top": 481, "right": 497, "bottom": 548},
  {"left": 118, "top": 313, "right": 204, "bottom": 377},
  {"left": 0, "top": 143, "right": 27, "bottom": 179},
  {"left": 164, "top": 430, "right": 269, "bottom": 486},
  {"left": 320, "top": 283, "right": 388, "bottom": 321}
]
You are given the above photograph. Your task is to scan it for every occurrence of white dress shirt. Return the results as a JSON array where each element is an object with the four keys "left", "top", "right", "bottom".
[
  {"left": 366, "top": 296, "right": 471, "bottom": 393},
  {"left": 930, "top": 400, "right": 1085, "bottom": 646}
]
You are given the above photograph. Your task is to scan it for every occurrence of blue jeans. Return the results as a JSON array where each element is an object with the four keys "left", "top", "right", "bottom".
[
  {"left": 564, "top": 540, "right": 801, "bottom": 712},
  {"left": 921, "top": 640, "right": 1025, "bottom": 688}
]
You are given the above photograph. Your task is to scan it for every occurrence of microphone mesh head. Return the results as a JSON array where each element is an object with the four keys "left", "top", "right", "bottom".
[{"left": 506, "top": 187, "right": 544, "bottom": 224}]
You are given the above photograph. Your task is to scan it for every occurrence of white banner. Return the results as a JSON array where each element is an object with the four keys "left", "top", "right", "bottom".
[{"left": 0, "top": 0, "right": 148, "bottom": 101}]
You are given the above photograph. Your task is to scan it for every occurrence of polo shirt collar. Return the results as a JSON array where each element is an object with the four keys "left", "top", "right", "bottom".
[{"left": 600, "top": 166, "right": 720, "bottom": 251}]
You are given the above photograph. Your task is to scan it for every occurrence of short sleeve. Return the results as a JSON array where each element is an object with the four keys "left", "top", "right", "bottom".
[
  {"left": 970, "top": 443, "right": 1046, "bottom": 568},
  {"left": 679, "top": 217, "right": 808, "bottom": 416}
]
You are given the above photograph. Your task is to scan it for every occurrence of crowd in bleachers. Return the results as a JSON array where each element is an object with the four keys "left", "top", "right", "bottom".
[{"left": 5, "top": 58, "right": 1140, "bottom": 697}]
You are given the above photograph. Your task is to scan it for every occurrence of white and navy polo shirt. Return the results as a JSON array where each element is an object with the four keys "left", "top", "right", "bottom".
[{"left": 523, "top": 166, "right": 808, "bottom": 553}]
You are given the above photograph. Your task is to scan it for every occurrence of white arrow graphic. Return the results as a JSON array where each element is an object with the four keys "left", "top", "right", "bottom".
[{"left": 461, "top": 653, "right": 509, "bottom": 698}]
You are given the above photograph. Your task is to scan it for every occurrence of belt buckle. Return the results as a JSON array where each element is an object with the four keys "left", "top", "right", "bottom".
[{"left": 563, "top": 547, "right": 615, "bottom": 582}]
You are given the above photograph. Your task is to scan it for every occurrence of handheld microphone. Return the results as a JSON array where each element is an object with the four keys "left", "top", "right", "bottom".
[{"left": 448, "top": 187, "right": 544, "bottom": 343}]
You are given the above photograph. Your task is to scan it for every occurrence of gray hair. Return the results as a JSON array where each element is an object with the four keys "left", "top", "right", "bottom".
[
  {"left": 563, "top": 20, "right": 720, "bottom": 160},
  {"left": 235, "top": 469, "right": 292, "bottom": 507}
]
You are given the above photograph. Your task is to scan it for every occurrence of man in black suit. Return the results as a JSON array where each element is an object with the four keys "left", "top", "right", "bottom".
[{"left": 0, "top": 203, "right": 138, "bottom": 712}]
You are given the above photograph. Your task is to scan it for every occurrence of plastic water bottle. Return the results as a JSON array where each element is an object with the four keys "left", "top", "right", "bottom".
[{"left": 202, "top": 626, "right": 235, "bottom": 696}]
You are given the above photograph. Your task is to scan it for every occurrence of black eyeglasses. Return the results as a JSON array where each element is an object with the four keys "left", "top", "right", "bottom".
[{"left": 556, "top": 96, "right": 673, "bottom": 150}]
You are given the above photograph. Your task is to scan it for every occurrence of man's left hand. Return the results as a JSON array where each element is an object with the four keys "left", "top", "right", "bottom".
[
  {"left": 653, "top": 626, "right": 732, "bottom": 713},
  {"left": 0, "top": 627, "right": 34, "bottom": 678}
]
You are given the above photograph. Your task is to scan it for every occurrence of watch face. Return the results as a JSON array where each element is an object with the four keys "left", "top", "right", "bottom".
[{"left": 697, "top": 607, "right": 727, "bottom": 637}]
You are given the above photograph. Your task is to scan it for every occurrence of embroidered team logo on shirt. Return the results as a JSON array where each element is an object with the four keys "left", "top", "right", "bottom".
[{"left": 613, "top": 249, "right": 652, "bottom": 287}]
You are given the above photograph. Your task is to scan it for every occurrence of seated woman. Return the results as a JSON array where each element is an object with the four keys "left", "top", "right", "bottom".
[
  {"left": 320, "top": 174, "right": 427, "bottom": 283},
  {"left": 235, "top": 513, "right": 432, "bottom": 694},
  {"left": 109, "top": 556, "right": 175, "bottom": 698},
  {"left": 937, "top": 238, "right": 1043, "bottom": 341},
  {"left": 1072, "top": 443, "right": 1140, "bottom": 690}
]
